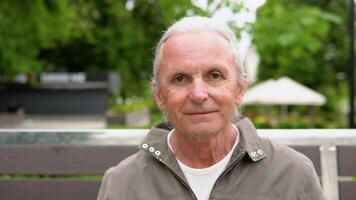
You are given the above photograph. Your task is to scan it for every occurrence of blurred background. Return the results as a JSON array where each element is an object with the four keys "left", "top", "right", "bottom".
[{"left": 0, "top": 0, "right": 353, "bottom": 129}]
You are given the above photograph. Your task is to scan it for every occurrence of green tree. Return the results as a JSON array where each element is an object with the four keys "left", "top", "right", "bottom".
[
  {"left": 1, "top": 0, "right": 246, "bottom": 97},
  {"left": 38, "top": 0, "right": 202, "bottom": 97},
  {"left": 0, "top": 0, "right": 75, "bottom": 76},
  {"left": 252, "top": 0, "right": 345, "bottom": 112}
]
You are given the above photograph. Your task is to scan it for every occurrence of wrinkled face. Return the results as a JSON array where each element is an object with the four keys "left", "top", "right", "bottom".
[{"left": 153, "top": 31, "right": 245, "bottom": 139}]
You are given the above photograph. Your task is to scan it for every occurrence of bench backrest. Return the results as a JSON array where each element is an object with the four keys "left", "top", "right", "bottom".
[
  {"left": 0, "top": 137, "right": 355, "bottom": 200},
  {"left": 337, "top": 146, "right": 356, "bottom": 200},
  {"left": 0, "top": 145, "right": 138, "bottom": 200}
]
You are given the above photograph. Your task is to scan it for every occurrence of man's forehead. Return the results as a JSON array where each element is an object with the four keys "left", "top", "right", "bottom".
[
  {"left": 164, "top": 29, "right": 230, "bottom": 43},
  {"left": 163, "top": 30, "right": 230, "bottom": 49},
  {"left": 161, "top": 31, "right": 233, "bottom": 61},
  {"left": 157, "top": 33, "right": 237, "bottom": 80}
]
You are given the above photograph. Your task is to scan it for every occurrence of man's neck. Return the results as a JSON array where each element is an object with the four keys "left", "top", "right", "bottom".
[{"left": 170, "top": 125, "right": 237, "bottom": 168}]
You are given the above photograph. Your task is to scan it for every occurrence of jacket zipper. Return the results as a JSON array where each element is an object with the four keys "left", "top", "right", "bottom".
[
  {"left": 158, "top": 159, "right": 198, "bottom": 200},
  {"left": 209, "top": 151, "right": 247, "bottom": 199}
]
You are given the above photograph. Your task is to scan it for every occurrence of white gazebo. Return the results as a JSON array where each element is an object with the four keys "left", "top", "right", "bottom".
[{"left": 243, "top": 77, "right": 326, "bottom": 115}]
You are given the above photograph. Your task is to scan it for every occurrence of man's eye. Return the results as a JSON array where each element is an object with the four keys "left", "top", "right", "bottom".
[
  {"left": 173, "top": 74, "right": 186, "bottom": 84},
  {"left": 209, "top": 71, "right": 222, "bottom": 80}
]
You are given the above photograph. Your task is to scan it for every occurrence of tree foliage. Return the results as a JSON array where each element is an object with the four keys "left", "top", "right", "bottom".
[
  {"left": 0, "top": 0, "right": 204, "bottom": 96},
  {"left": 252, "top": 0, "right": 348, "bottom": 111},
  {"left": 0, "top": 0, "right": 74, "bottom": 76}
]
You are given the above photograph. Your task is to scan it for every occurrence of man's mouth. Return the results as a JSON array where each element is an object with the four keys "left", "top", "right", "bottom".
[{"left": 185, "top": 111, "right": 217, "bottom": 115}]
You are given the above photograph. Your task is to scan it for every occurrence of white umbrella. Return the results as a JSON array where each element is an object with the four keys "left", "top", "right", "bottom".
[{"left": 243, "top": 77, "right": 326, "bottom": 106}]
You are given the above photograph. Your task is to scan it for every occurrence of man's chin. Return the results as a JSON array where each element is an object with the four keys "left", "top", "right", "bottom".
[{"left": 183, "top": 123, "right": 222, "bottom": 138}]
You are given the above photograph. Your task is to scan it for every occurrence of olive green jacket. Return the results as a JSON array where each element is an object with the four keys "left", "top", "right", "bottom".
[{"left": 97, "top": 117, "right": 325, "bottom": 200}]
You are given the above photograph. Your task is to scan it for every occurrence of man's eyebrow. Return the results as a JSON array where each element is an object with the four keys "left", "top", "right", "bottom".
[
  {"left": 205, "top": 65, "right": 229, "bottom": 73},
  {"left": 165, "top": 70, "right": 189, "bottom": 78}
]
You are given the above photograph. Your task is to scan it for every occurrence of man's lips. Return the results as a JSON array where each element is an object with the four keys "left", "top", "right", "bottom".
[{"left": 184, "top": 111, "right": 217, "bottom": 115}]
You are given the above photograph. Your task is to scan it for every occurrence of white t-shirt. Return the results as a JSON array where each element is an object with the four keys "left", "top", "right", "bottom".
[{"left": 167, "top": 126, "right": 239, "bottom": 200}]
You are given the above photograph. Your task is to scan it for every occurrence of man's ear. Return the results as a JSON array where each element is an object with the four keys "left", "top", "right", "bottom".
[
  {"left": 152, "top": 80, "right": 166, "bottom": 110},
  {"left": 235, "top": 76, "right": 248, "bottom": 105}
]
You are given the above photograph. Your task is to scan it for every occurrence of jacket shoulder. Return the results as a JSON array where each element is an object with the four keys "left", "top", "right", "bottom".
[
  {"left": 259, "top": 138, "right": 324, "bottom": 199},
  {"left": 261, "top": 137, "right": 315, "bottom": 168},
  {"left": 105, "top": 150, "right": 151, "bottom": 178},
  {"left": 97, "top": 151, "right": 153, "bottom": 200}
]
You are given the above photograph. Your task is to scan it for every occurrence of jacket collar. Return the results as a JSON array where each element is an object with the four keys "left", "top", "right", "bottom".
[
  {"left": 233, "top": 117, "right": 267, "bottom": 162},
  {"left": 139, "top": 116, "right": 267, "bottom": 165},
  {"left": 139, "top": 122, "right": 186, "bottom": 182}
]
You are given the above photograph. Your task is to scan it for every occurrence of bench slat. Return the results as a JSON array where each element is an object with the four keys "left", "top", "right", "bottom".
[
  {"left": 0, "top": 145, "right": 137, "bottom": 174},
  {"left": 339, "top": 181, "right": 356, "bottom": 200},
  {"left": 0, "top": 180, "right": 101, "bottom": 200},
  {"left": 338, "top": 146, "right": 356, "bottom": 176},
  {"left": 290, "top": 146, "right": 321, "bottom": 175}
]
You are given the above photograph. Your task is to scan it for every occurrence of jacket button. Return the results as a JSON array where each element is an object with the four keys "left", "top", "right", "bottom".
[
  {"left": 257, "top": 149, "right": 263, "bottom": 155},
  {"left": 155, "top": 150, "right": 161, "bottom": 156},
  {"left": 142, "top": 144, "right": 148, "bottom": 149},
  {"left": 149, "top": 147, "right": 155, "bottom": 152}
]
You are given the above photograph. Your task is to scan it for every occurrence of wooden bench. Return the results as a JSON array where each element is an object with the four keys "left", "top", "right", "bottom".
[
  {"left": 0, "top": 145, "right": 138, "bottom": 200},
  {"left": 0, "top": 130, "right": 355, "bottom": 200},
  {"left": 292, "top": 145, "right": 356, "bottom": 200}
]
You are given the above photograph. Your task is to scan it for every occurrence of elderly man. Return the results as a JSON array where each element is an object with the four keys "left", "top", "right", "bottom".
[{"left": 97, "top": 16, "right": 324, "bottom": 200}]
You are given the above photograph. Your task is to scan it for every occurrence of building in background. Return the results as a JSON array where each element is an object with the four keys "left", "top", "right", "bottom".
[{"left": 0, "top": 72, "right": 120, "bottom": 129}]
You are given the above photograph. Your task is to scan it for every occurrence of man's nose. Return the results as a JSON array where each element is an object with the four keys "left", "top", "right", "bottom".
[{"left": 189, "top": 79, "right": 208, "bottom": 103}]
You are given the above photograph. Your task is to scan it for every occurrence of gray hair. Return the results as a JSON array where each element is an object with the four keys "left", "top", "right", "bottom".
[{"left": 153, "top": 16, "right": 245, "bottom": 87}]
